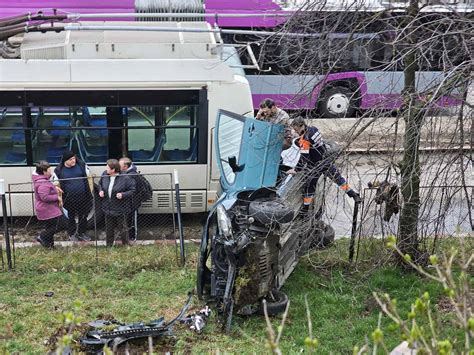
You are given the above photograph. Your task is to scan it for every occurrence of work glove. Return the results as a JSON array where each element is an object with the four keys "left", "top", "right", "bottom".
[{"left": 347, "top": 189, "right": 362, "bottom": 203}]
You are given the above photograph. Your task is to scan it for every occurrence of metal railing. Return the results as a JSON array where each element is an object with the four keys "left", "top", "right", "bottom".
[{"left": 1, "top": 173, "right": 187, "bottom": 270}]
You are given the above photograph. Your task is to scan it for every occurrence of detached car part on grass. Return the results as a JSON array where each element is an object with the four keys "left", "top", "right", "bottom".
[
  {"left": 197, "top": 110, "right": 335, "bottom": 332},
  {"left": 80, "top": 294, "right": 210, "bottom": 351}
]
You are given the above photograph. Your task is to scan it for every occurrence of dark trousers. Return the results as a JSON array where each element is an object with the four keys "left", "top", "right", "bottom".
[
  {"left": 66, "top": 205, "right": 88, "bottom": 236},
  {"left": 301, "top": 160, "right": 347, "bottom": 219},
  {"left": 40, "top": 216, "right": 65, "bottom": 247},
  {"left": 126, "top": 210, "right": 137, "bottom": 240},
  {"left": 304, "top": 160, "right": 346, "bottom": 198},
  {"left": 105, "top": 214, "right": 129, "bottom": 247}
]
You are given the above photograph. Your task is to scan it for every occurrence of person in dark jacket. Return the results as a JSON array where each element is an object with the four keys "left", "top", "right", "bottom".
[
  {"left": 98, "top": 159, "right": 136, "bottom": 247},
  {"left": 256, "top": 98, "right": 290, "bottom": 126},
  {"left": 119, "top": 157, "right": 146, "bottom": 242},
  {"left": 53, "top": 150, "right": 93, "bottom": 241},
  {"left": 32, "top": 161, "right": 65, "bottom": 249},
  {"left": 288, "top": 117, "right": 361, "bottom": 213}
]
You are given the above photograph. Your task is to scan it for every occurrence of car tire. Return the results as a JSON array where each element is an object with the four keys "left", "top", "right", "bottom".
[
  {"left": 318, "top": 86, "right": 357, "bottom": 118},
  {"left": 308, "top": 222, "right": 335, "bottom": 249},
  {"left": 248, "top": 198, "right": 295, "bottom": 225},
  {"left": 258, "top": 289, "right": 289, "bottom": 316},
  {"left": 321, "top": 224, "right": 335, "bottom": 248}
]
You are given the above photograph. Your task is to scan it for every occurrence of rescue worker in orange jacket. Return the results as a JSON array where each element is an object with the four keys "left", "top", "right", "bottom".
[{"left": 287, "top": 117, "right": 361, "bottom": 212}]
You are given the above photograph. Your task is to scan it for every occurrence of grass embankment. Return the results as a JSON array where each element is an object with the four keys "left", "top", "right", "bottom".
[{"left": 0, "top": 239, "right": 464, "bottom": 353}]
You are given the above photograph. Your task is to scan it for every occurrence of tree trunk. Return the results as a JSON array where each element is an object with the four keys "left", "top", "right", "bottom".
[{"left": 397, "top": 0, "right": 422, "bottom": 260}]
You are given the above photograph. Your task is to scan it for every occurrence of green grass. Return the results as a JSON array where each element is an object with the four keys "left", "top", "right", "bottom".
[{"left": 0, "top": 239, "right": 464, "bottom": 354}]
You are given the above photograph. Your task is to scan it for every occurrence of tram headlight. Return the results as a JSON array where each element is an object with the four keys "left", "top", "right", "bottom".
[{"left": 216, "top": 204, "right": 233, "bottom": 238}]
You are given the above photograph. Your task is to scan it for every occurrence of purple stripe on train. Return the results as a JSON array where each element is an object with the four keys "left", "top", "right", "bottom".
[
  {"left": 0, "top": 0, "right": 288, "bottom": 26},
  {"left": 251, "top": 71, "right": 461, "bottom": 111},
  {"left": 252, "top": 93, "right": 460, "bottom": 111}
]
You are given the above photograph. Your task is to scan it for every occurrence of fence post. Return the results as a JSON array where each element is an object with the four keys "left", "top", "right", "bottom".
[
  {"left": 0, "top": 179, "right": 13, "bottom": 270},
  {"left": 174, "top": 170, "right": 185, "bottom": 266},
  {"left": 348, "top": 200, "right": 360, "bottom": 263}
]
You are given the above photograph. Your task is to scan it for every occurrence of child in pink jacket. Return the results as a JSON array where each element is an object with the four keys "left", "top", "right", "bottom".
[{"left": 32, "top": 161, "right": 64, "bottom": 248}]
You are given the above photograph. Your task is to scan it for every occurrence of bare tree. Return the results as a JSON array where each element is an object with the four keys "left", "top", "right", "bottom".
[{"left": 239, "top": 0, "right": 473, "bottom": 263}]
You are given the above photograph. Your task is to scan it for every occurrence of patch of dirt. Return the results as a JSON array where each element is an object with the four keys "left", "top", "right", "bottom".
[
  {"left": 0, "top": 323, "right": 14, "bottom": 341},
  {"left": 95, "top": 313, "right": 116, "bottom": 321},
  {"left": 436, "top": 296, "right": 456, "bottom": 314},
  {"left": 362, "top": 296, "right": 379, "bottom": 316},
  {"left": 177, "top": 332, "right": 213, "bottom": 354}
]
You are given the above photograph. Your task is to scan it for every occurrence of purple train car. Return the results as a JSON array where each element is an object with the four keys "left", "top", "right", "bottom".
[{"left": 1, "top": 0, "right": 469, "bottom": 117}]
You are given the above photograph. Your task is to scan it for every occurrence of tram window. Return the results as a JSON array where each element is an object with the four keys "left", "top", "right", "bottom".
[
  {"left": 25, "top": 103, "right": 200, "bottom": 165},
  {"left": 160, "top": 105, "right": 198, "bottom": 162},
  {"left": 31, "top": 107, "right": 76, "bottom": 164},
  {"left": 77, "top": 107, "right": 108, "bottom": 163},
  {"left": 127, "top": 107, "right": 156, "bottom": 152},
  {"left": 0, "top": 107, "right": 27, "bottom": 164},
  {"left": 127, "top": 105, "right": 199, "bottom": 163},
  {"left": 29, "top": 106, "right": 110, "bottom": 164}
]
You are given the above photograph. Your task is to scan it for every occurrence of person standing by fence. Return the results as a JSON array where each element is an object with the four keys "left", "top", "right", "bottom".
[
  {"left": 32, "top": 161, "right": 65, "bottom": 249},
  {"left": 53, "top": 150, "right": 93, "bottom": 242},
  {"left": 99, "top": 159, "right": 136, "bottom": 247},
  {"left": 119, "top": 157, "right": 153, "bottom": 242}
]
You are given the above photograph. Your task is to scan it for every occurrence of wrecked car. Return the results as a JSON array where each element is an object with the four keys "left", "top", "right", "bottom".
[{"left": 197, "top": 110, "right": 335, "bottom": 331}]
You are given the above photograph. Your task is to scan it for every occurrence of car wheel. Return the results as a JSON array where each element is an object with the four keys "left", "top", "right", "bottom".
[
  {"left": 248, "top": 198, "right": 295, "bottom": 225},
  {"left": 321, "top": 223, "right": 335, "bottom": 248},
  {"left": 308, "top": 221, "right": 335, "bottom": 249},
  {"left": 318, "top": 86, "right": 357, "bottom": 118},
  {"left": 258, "top": 289, "right": 289, "bottom": 316}
]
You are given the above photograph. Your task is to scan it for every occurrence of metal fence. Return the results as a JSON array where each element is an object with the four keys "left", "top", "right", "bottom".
[
  {"left": 2, "top": 172, "right": 472, "bottom": 270},
  {"left": 352, "top": 185, "right": 473, "bottom": 260},
  {"left": 0, "top": 173, "right": 187, "bottom": 270},
  {"left": 358, "top": 185, "right": 473, "bottom": 237}
]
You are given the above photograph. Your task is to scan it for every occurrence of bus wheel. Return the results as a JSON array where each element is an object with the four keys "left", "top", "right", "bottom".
[{"left": 318, "top": 86, "right": 357, "bottom": 118}]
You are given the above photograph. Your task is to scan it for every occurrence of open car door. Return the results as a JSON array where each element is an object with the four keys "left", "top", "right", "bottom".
[{"left": 215, "top": 110, "right": 284, "bottom": 194}]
